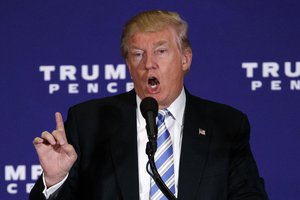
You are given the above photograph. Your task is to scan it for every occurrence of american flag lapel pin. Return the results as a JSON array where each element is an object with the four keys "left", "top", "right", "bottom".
[{"left": 199, "top": 128, "right": 206, "bottom": 136}]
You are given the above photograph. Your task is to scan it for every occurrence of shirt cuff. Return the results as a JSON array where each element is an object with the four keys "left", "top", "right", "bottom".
[{"left": 42, "top": 173, "right": 69, "bottom": 199}]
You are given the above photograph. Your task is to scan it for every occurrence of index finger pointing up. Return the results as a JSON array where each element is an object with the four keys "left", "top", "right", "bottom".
[{"left": 55, "top": 112, "right": 65, "bottom": 132}]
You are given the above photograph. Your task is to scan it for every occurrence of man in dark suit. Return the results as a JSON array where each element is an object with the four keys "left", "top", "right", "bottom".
[{"left": 30, "top": 10, "right": 268, "bottom": 199}]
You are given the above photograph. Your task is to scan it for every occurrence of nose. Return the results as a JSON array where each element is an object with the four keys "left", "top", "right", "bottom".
[{"left": 144, "top": 52, "right": 156, "bottom": 70}]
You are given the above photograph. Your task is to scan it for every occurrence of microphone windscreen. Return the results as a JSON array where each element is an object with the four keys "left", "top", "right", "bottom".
[{"left": 140, "top": 97, "right": 158, "bottom": 118}]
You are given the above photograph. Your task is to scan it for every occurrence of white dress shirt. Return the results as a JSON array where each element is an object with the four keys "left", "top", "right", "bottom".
[
  {"left": 136, "top": 88, "right": 186, "bottom": 199},
  {"left": 43, "top": 88, "right": 186, "bottom": 199}
]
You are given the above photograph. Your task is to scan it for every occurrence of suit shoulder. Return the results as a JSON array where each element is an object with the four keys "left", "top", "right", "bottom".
[
  {"left": 69, "top": 91, "right": 135, "bottom": 113},
  {"left": 188, "top": 94, "right": 246, "bottom": 119},
  {"left": 187, "top": 94, "right": 250, "bottom": 137}
]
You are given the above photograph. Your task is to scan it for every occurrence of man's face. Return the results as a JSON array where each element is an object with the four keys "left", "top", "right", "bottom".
[{"left": 126, "top": 27, "right": 192, "bottom": 109}]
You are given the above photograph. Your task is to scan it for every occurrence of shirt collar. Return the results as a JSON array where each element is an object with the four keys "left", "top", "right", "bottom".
[
  {"left": 136, "top": 88, "right": 186, "bottom": 127},
  {"left": 166, "top": 88, "right": 186, "bottom": 126}
]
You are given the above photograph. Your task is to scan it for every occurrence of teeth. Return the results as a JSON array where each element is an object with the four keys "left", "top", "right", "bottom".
[{"left": 148, "top": 77, "right": 159, "bottom": 88}]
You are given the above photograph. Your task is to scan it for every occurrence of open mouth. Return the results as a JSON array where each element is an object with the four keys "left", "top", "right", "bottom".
[{"left": 148, "top": 76, "right": 160, "bottom": 89}]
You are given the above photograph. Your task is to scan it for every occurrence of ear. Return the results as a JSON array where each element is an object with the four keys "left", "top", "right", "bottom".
[{"left": 181, "top": 47, "right": 192, "bottom": 71}]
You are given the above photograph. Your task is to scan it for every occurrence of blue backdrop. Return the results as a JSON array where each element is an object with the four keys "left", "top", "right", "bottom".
[{"left": 1, "top": 1, "right": 299, "bottom": 199}]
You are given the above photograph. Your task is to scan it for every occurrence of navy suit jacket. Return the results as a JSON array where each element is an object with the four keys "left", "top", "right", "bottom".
[{"left": 30, "top": 89, "right": 268, "bottom": 199}]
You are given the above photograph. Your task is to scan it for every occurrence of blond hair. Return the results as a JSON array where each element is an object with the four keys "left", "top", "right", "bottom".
[{"left": 121, "top": 10, "right": 191, "bottom": 58}]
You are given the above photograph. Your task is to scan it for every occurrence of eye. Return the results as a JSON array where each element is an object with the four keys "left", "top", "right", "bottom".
[
  {"left": 134, "top": 52, "right": 142, "bottom": 57},
  {"left": 159, "top": 49, "right": 166, "bottom": 54},
  {"left": 155, "top": 48, "right": 167, "bottom": 55},
  {"left": 130, "top": 50, "right": 144, "bottom": 60}
]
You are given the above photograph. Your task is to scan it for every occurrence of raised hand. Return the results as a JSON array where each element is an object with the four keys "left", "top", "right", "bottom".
[{"left": 33, "top": 112, "right": 77, "bottom": 187}]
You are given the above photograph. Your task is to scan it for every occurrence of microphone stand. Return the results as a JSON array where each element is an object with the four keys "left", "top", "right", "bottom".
[{"left": 145, "top": 125, "right": 177, "bottom": 200}]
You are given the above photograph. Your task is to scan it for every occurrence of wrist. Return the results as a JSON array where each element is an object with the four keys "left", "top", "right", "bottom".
[{"left": 44, "top": 172, "right": 68, "bottom": 187}]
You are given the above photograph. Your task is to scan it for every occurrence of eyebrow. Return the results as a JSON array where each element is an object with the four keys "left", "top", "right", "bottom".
[
  {"left": 128, "top": 40, "right": 168, "bottom": 51},
  {"left": 128, "top": 46, "right": 143, "bottom": 51},
  {"left": 153, "top": 40, "right": 168, "bottom": 48}
]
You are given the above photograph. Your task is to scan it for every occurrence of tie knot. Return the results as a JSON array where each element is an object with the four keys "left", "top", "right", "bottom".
[{"left": 158, "top": 109, "right": 170, "bottom": 123}]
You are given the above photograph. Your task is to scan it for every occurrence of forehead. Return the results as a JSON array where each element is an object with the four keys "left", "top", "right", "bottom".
[{"left": 127, "top": 28, "right": 178, "bottom": 48}]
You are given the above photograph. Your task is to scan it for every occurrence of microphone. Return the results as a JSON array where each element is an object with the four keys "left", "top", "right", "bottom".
[
  {"left": 140, "top": 97, "right": 158, "bottom": 154},
  {"left": 140, "top": 97, "right": 177, "bottom": 200}
]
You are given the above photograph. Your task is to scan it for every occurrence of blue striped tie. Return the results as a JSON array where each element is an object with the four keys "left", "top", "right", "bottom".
[{"left": 150, "top": 109, "right": 175, "bottom": 200}]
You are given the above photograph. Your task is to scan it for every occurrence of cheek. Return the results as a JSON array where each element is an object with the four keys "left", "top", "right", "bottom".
[
  {"left": 130, "top": 68, "right": 145, "bottom": 82},
  {"left": 127, "top": 64, "right": 138, "bottom": 78},
  {"left": 165, "top": 61, "right": 184, "bottom": 76},
  {"left": 166, "top": 68, "right": 184, "bottom": 86}
]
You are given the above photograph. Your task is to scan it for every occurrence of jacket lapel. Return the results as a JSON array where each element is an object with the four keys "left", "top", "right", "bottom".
[
  {"left": 110, "top": 91, "right": 140, "bottom": 200},
  {"left": 178, "top": 92, "right": 212, "bottom": 199}
]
